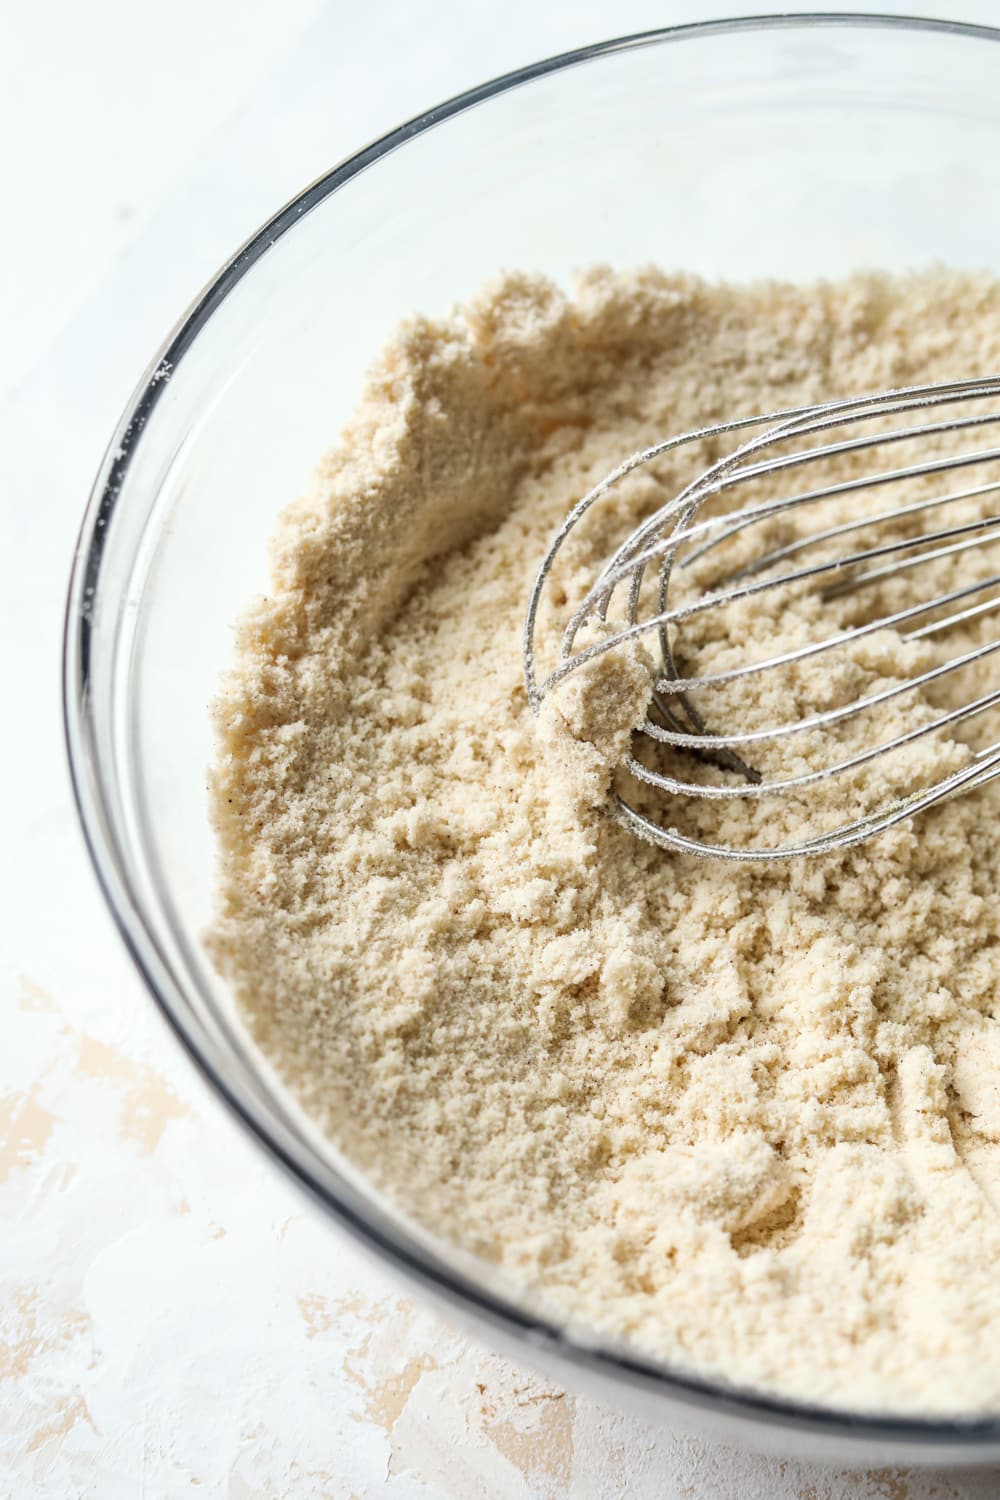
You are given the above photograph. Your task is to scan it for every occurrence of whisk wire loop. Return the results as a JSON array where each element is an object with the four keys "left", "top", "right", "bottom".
[{"left": 524, "top": 375, "right": 1000, "bottom": 859}]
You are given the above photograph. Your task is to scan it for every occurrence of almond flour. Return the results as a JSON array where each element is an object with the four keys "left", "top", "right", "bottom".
[{"left": 209, "top": 267, "right": 1000, "bottom": 1414}]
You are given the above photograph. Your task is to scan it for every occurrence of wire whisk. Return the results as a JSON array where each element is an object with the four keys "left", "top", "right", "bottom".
[{"left": 524, "top": 376, "right": 1000, "bottom": 861}]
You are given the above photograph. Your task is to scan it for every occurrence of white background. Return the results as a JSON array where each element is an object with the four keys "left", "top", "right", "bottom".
[{"left": 5, "top": 2, "right": 1000, "bottom": 1496}]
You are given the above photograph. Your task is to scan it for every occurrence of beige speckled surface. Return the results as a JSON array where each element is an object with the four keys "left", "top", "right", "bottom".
[
  {"left": 5, "top": 973, "right": 1000, "bottom": 1497},
  {"left": 7, "top": 1, "right": 1000, "bottom": 1493}
]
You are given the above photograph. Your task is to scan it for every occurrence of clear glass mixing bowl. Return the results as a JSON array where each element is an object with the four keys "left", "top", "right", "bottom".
[{"left": 64, "top": 14, "right": 1000, "bottom": 1464}]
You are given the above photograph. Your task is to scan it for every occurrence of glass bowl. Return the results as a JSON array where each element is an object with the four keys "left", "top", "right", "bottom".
[{"left": 64, "top": 13, "right": 1000, "bottom": 1464}]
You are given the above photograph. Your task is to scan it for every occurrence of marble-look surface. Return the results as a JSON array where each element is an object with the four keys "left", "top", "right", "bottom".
[
  {"left": 5, "top": 2, "right": 1000, "bottom": 1494},
  {"left": 7, "top": 972, "right": 1000, "bottom": 1498}
]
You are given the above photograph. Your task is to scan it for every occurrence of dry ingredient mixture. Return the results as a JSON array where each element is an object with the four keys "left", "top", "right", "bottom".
[{"left": 210, "top": 267, "right": 1000, "bottom": 1415}]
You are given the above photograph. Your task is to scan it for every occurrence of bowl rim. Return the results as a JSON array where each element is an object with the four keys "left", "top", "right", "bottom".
[{"left": 64, "top": 10, "right": 1000, "bottom": 1445}]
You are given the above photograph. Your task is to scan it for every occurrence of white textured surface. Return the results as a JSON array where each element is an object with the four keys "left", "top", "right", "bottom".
[{"left": 6, "top": 2, "right": 1000, "bottom": 1495}]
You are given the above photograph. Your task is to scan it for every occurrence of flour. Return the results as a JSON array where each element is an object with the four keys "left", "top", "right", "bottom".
[{"left": 209, "top": 266, "right": 1000, "bottom": 1414}]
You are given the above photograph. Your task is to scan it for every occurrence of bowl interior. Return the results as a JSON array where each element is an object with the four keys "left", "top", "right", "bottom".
[{"left": 68, "top": 14, "right": 1000, "bottom": 1454}]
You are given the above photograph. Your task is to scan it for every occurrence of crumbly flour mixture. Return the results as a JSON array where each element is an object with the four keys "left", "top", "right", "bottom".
[{"left": 210, "top": 267, "right": 1000, "bottom": 1414}]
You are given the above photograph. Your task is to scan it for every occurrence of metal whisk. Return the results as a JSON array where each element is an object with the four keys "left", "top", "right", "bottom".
[{"left": 524, "top": 377, "right": 1000, "bottom": 861}]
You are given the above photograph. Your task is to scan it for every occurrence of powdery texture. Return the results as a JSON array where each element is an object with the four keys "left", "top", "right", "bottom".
[{"left": 210, "top": 268, "right": 1000, "bottom": 1415}]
